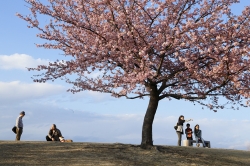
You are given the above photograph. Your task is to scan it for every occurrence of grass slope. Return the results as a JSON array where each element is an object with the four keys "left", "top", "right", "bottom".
[{"left": 0, "top": 141, "right": 249, "bottom": 166}]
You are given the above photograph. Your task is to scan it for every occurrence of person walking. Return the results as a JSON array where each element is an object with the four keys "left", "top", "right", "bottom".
[
  {"left": 176, "top": 115, "right": 192, "bottom": 146},
  {"left": 15, "top": 111, "right": 25, "bottom": 141},
  {"left": 46, "top": 124, "right": 64, "bottom": 142}
]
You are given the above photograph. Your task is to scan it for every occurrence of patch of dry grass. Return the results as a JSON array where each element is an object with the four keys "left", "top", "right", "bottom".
[{"left": 0, "top": 141, "right": 249, "bottom": 166}]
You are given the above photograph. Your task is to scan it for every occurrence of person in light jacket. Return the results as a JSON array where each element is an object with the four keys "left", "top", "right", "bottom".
[
  {"left": 46, "top": 124, "right": 64, "bottom": 141},
  {"left": 176, "top": 115, "right": 192, "bottom": 146},
  {"left": 15, "top": 111, "right": 25, "bottom": 141},
  {"left": 194, "top": 124, "right": 206, "bottom": 147}
]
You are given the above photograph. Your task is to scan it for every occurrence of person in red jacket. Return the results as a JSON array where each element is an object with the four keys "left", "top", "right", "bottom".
[{"left": 185, "top": 123, "right": 193, "bottom": 145}]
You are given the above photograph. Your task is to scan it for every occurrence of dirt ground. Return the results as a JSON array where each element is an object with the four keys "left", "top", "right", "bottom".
[{"left": 0, "top": 141, "right": 249, "bottom": 166}]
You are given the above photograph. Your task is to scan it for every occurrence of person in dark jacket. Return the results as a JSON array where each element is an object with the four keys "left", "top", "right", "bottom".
[
  {"left": 15, "top": 111, "right": 25, "bottom": 141},
  {"left": 194, "top": 124, "right": 206, "bottom": 147},
  {"left": 185, "top": 123, "right": 193, "bottom": 145},
  {"left": 46, "top": 124, "right": 64, "bottom": 141},
  {"left": 176, "top": 115, "right": 192, "bottom": 146}
]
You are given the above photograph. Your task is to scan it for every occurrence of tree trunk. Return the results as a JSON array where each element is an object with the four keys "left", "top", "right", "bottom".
[{"left": 140, "top": 85, "right": 159, "bottom": 149}]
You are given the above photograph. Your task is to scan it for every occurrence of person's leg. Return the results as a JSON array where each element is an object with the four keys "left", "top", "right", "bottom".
[
  {"left": 54, "top": 136, "right": 60, "bottom": 141},
  {"left": 46, "top": 136, "right": 52, "bottom": 141},
  {"left": 176, "top": 132, "right": 182, "bottom": 146},
  {"left": 15, "top": 128, "right": 23, "bottom": 141},
  {"left": 187, "top": 137, "right": 193, "bottom": 146},
  {"left": 195, "top": 137, "right": 200, "bottom": 147},
  {"left": 180, "top": 133, "right": 182, "bottom": 146},
  {"left": 201, "top": 137, "right": 206, "bottom": 147},
  {"left": 15, "top": 128, "right": 20, "bottom": 141}
]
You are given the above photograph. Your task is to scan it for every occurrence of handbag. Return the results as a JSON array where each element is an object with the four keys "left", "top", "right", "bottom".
[
  {"left": 174, "top": 123, "right": 178, "bottom": 130},
  {"left": 12, "top": 126, "right": 17, "bottom": 134}
]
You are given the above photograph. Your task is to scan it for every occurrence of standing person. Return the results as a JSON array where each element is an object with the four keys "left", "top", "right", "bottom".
[
  {"left": 15, "top": 111, "right": 25, "bottom": 141},
  {"left": 46, "top": 124, "right": 64, "bottom": 142},
  {"left": 194, "top": 124, "right": 206, "bottom": 147},
  {"left": 185, "top": 123, "right": 193, "bottom": 145},
  {"left": 176, "top": 115, "right": 192, "bottom": 146}
]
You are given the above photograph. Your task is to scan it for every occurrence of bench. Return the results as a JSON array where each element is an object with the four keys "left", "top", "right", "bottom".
[{"left": 182, "top": 140, "right": 211, "bottom": 148}]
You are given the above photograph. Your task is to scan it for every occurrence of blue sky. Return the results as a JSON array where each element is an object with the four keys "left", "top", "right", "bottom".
[{"left": 0, "top": 0, "right": 249, "bottom": 151}]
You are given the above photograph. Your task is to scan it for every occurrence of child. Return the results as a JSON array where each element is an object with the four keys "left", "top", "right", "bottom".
[{"left": 185, "top": 123, "right": 193, "bottom": 145}]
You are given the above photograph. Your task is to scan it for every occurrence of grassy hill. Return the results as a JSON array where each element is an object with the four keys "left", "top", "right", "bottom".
[{"left": 0, "top": 141, "right": 249, "bottom": 166}]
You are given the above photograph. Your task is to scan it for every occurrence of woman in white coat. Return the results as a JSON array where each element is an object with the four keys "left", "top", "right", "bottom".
[{"left": 176, "top": 115, "right": 192, "bottom": 146}]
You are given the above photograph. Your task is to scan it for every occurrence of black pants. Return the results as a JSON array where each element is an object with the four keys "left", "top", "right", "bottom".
[
  {"left": 46, "top": 136, "right": 52, "bottom": 141},
  {"left": 187, "top": 137, "right": 193, "bottom": 145}
]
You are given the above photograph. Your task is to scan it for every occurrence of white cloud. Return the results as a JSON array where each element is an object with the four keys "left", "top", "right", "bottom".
[
  {"left": 0, "top": 81, "right": 65, "bottom": 103},
  {"left": 0, "top": 53, "right": 49, "bottom": 70},
  {"left": 65, "top": 90, "right": 115, "bottom": 104},
  {"left": 87, "top": 91, "right": 113, "bottom": 102}
]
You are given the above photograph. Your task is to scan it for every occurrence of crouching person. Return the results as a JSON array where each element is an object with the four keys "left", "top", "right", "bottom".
[{"left": 46, "top": 124, "right": 64, "bottom": 142}]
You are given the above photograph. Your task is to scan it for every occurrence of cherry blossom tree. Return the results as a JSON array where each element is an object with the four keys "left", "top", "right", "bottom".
[{"left": 18, "top": 0, "right": 250, "bottom": 148}]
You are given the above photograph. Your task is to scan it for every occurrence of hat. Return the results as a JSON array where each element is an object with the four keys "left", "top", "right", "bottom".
[{"left": 20, "top": 111, "right": 25, "bottom": 115}]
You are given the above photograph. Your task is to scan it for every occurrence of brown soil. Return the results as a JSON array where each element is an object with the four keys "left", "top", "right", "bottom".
[{"left": 0, "top": 141, "right": 249, "bottom": 166}]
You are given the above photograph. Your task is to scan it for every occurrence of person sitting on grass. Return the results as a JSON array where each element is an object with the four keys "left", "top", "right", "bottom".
[
  {"left": 194, "top": 124, "right": 206, "bottom": 147},
  {"left": 46, "top": 124, "right": 64, "bottom": 142}
]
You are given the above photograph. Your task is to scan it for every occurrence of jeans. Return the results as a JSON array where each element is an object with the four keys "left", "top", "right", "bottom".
[
  {"left": 196, "top": 137, "right": 206, "bottom": 147},
  {"left": 176, "top": 131, "right": 182, "bottom": 146}
]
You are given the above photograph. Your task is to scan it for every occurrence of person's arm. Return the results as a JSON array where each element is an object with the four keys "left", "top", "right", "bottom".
[
  {"left": 194, "top": 130, "right": 197, "bottom": 137},
  {"left": 48, "top": 130, "right": 53, "bottom": 139},
  {"left": 197, "top": 130, "right": 202, "bottom": 138},
  {"left": 16, "top": 117, "right": 20, "bottom": 128},
  {"left": 179, "top": 120, "right": 185, "bottom": 125},
  {"left": 58, "top": 129, "right": 63, "bottom": 137},
  {"left": 184, "top": 119, "right": 193, "bottom": 122}
]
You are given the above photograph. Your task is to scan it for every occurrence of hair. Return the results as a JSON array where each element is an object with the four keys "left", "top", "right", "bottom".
[
  {"left": 51, "top": 124, "right": 57, "bottom": 129},
  {"left": 20, "top": 111, "right": 25, "bottom": 115},
  {"left": 178, "top": 115, "right": 184, "bottom": 121},
  {"left": 194, "top": 124, "right": 199, "bottom": 132}
]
